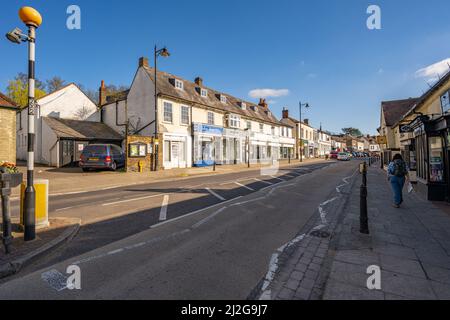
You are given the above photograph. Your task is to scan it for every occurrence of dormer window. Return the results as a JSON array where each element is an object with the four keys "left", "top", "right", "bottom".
[
  {"left": 220, "top": 95, "right": 227, "bottom": 104},
  {"left": 240, "top": 102, "right": 246, "bottom": 110},
  {"left": 250, "top": 105, "right": 257, "bottom": 112},
  {"left": 201, "top": 88, "right": 208, "bottom": 97},
  {"left": 175, "top": 79, "right": 184, "bottom": 90}
]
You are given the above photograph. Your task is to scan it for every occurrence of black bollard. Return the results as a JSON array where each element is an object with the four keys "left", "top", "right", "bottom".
[{"left": 360, "top": 162, "right": 369, "bottom": 234}]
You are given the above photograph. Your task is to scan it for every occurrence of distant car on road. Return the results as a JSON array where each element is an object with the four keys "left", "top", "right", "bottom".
[
  {"left": 330, "top": 151, "right": 339, "bottom": 159},
  {"left": 79, "top": 144, "right": 125, "bottom": 172},
  {"left": 337, "top": 152, "right": 350, "bottom": 161}
]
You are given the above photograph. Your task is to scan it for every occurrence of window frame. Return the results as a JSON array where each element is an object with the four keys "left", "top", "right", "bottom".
[
  {"left": 207, "top": 112, "right": 215, "bottom": 125},
  {"left": 175, "top": 79, "right": 184, "bottom": 90},
  {"left": 180, "top": 105, "right": 190, "bottom": 125},
  {"left": 163, "top": 101, "right": 173, "bottom": 123}
]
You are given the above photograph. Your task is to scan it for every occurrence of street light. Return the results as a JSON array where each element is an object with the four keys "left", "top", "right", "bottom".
[
  {"left": 244, "top": 128, "right": 250, "bottom": 168},
  {"left": 298, "top": 102, "right": 310, "bottom": 163},
  {"left": 5, "top": 6, "right": 42, "bottom": 241}
]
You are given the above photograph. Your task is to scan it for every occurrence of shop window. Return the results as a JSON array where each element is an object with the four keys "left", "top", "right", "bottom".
[
  {"left": 416, "top": 133, "right": 427, "bottom": 180},
  {"left": 164, "top": 141, "right": 171, "bottom": 162},
  {"left": 429, "top": 136, "right": 444, "bottom": 182}
]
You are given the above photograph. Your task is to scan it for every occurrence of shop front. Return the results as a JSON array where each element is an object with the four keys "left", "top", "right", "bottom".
[
  {"left": 162, "top": 133, "right": 191, "bottom": 169},
  {"left": 408, "top": 115, "right": 447, "bottom": 201},
  {"left": 279, "top": 137, "right": 295, "bottom": 160},
  {"left": 192, "top": 123, "right": 223, "bottom": 167},
  {"left": 249, "top": 132, "right": 277, "bottom": 163},
  {"left": 221, "top": 128, "right": 247, "bottom": 165}
]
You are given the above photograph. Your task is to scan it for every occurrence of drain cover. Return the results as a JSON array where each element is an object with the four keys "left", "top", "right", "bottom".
[{"left": 310, "top": 230, "right": 331, "bottom": 238}]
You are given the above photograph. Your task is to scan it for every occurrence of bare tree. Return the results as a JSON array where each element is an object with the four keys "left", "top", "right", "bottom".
[
  {"left": 74, "top": 105, "right": 92, "bottom": 120},
  {"left": 46, "top": 76, "right": 66, "bottom": 93}
]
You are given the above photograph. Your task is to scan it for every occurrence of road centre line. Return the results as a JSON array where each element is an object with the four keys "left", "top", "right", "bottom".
[
  {"left": 150, "top": 196, "right": 243, "bottom": 229},
  {"left": 205, "top": 188, "right": 226, "bottom": 201},
  {"left": 102, "top": 193, "right": 165, "bottom": 206},
  {"left": 159, "top": 195, "right": 170, "bottom": 221}
]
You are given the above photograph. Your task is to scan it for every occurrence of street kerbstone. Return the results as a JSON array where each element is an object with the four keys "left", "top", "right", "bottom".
[
  {"left": 290, "top": 271, "right": 304, "bottom": 281},
  {"left": 308, "top": 262, "right": 321, "bottom": 272},
  {"left": 304, "top": 269, "right": 319, "bottom": 281},
  {"left": 300, "top": 278, "right": 315, "bottom": 290},
  {"left": 294, "top": 263, "right": 308, "bottom": 273}
]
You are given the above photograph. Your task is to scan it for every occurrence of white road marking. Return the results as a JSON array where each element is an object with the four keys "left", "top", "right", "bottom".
[
  {"left": 150, "top": 196, "right": 243, "bottom": 229},
  {"left": 234, "top": 181, "right": 255, "bottom": 191},
  {"left": 270, "top": 175, "right": 285, "bottom": 181},
  {"left": 205, "top": 188, "right": 226, "bottom": 201},
  {"left": 100, "top": 185, "right": 122, "bottom": 191},
  {"left": 159, "top": 195, "right": 170, "bottom": 221},
  {"left": 253, "top": 178, "right": 273, "bottom": 185},
  {"left": 55, "top": 206, "right": 76, "bottom": 212},
  {"left": 192, "top": 207, "right": 227, "bottom": 229},
  {"left": 102, "top": 193, "right": 164, "bottom": 206}
]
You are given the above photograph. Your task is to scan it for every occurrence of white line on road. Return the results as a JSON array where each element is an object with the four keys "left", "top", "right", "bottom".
[
  {"left": 205, "top": 188, "right": 226, "bottom": 201},
  {"left": 192, "top": 207, "right": 227, "bottom": 229},
  {"left": 55, "top": 206, "right": 76, "bottom": 212},
  {"left": 150, "top": 196, "right": 243, "bottom": 229},
  {"left": 253, "top": 178, "right": 273, "bottom": 185},
  {"left": 159, "top": 195, "right": 170, "bottom": 221},
  {"left": 102, "top": 193, "right": 164, "bottom": 206},
  {"left": 270, "top": 175, "right": 285, "bottom": 181},
  {"left": 234, "top": 181, "right": 255, "bottom": 191}
]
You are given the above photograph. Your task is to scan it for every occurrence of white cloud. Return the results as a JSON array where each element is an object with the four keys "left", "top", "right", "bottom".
[
  {"left": 415, "top": 58, "right": 450, "bottom": 78},
  {"left": 248, "top": 88, "right": 289, "bottom": 99}
]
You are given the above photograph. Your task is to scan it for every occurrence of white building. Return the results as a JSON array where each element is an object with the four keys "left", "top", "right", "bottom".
[
  {"left": 317, "top": 130, "right": 332, "bottom": 157},
  {"left": 101, "top": 57, "right": 295, "bottom": 169},
  {"left": 16, "top": 83, "right": 121, "bottom": 167}
]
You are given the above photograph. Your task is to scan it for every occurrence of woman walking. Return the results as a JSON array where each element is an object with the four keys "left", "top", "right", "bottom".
[{"left": 387, "top": 154, "right": 408, "bottom": 208}]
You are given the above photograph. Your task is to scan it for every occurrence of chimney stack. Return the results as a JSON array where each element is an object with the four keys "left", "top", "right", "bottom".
[
  {"left": 195, "top": 77, "right": 203, "bottom": 87},
  {"left": 139, "top": 57, "right": 149, "bottom": 68},
  {"left": 99, "top": 80, "right": 106, "bottom": 107},
  {"left": 282, "top": 107, "right": 289, "bottom": 119},
  {"left": 258, "top": 98, "right": 268, "bottom": 109},
  {"left": 304, "top": 118, "right": 309, "bottom": 125}
]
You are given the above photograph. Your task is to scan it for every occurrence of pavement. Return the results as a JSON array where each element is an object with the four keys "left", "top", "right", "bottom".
[
  {"left": 262, "top": 162, "right": 450, "bottom": 300},
  {"left": 0, "top": 160, "right": 357, "bottom": 298}
]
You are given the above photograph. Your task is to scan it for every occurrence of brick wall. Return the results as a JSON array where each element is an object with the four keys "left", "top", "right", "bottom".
[
  {"left": 0, "top": 108, "right": 17, "bottom": 163},
  {"left": 126, "top": 135, "right": 153, "bottom": 172}
]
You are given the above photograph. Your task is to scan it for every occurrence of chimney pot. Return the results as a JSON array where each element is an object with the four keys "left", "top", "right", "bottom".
[
  {"left": 282, "top": 108, "right": 289, "bottom": 119},
  {"left": 139, "top": 57, "right": 149, "bottom": 68},
  {"left": 99, "top": 80, "right": 106, "bottom": 107}
]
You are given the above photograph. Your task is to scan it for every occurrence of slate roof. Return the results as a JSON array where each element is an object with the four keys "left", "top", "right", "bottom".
[
  {"left": 381, "top": 98, "right": 419, "bottom": 126},
  {"left": 142, "top": 66, "right": 291, "bottom": 127},
  {"left": 43, "top": 117, "right": 123, "bottom": 140},
  {"left": 280, "top": 116, "right": 311, "bottom": 128},
  {"left": 0, "top": 92, "right": 18, "bottom": 109}
]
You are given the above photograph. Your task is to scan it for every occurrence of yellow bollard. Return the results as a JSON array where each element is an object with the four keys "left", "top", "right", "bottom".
[
  {"left": 138, "top": 160, "right": 144, "bottom": 173},
  {"left": 20, "top": 179, "right": 49, "bottom": 230}
]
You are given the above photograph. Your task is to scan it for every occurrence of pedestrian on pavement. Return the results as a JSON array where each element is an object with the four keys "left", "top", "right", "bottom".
[{"left": 387, "top": 154, "right": 409, "bottom": 208}]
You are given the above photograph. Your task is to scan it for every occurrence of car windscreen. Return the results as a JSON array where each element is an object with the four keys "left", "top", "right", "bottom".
[{"left": 82, "top": 145, "right": 107, "bottom": 156}]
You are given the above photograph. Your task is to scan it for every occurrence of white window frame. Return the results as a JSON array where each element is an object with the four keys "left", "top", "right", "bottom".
[
  {"left": 163, "top": 102, "right": 173, "bottom": 123},
  {"left": 201, "top": 88, "right": 208, "bottom": 97},
  {"left": 207, "top": 112, "right": 215, "bottom": 125},
  {"left": 246, "top": 121, "right": 252, "bottom": 130},
  {"left": 241, "top": 102, "right": 246, "bottom": 110},
  {"left": 175, "top": 79, "right": 184, "bottom": 90},
  {"left": 229, "top": 114, "right": 240, "bottom": 128},
  {"left": 180, "top": 105, "right": 190, "bottom": 125},
  {"left": 259, "top": 123, "right": 264, "bottom": 133},
  {"left": 220, "top": 95, "right": 227, "bottom": 104}
]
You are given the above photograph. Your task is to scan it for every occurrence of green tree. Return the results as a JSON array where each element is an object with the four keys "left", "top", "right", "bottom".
[
  {"left": 342, "top": 127, "right": 362, "bottom": 136},
  {"left": 7, "top": 73, "right": 47, "bottom": 108}
]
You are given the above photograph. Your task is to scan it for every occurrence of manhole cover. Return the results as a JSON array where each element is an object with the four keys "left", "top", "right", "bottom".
[{"left": 310, "top": 230, "right": 331, "bottom": 238}]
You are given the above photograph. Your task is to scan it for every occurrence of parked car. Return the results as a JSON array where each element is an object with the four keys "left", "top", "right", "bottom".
[
  {"left": 337, "top": 152, "right": 350, "bottom": 161},
  {"left": 79, "top": 144, "right": 125, "bottom": 172},
  {"left": 330, "top": 151, "right": 339, "bottom": 159}
]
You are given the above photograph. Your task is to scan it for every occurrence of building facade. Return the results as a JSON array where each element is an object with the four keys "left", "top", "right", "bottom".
[
  {"left": 101, "top": 57, "right": 295, "bottom": 170},
  {"left": 0, "top": 93, "right": 18, "bottom": 164}
]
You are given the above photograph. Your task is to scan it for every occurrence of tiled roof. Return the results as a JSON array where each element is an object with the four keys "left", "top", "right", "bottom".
[
  {"left": 143, "top": 66, "right": 288, "bottom": 127},
  {"left": 43, "top": 117, "right": 123, "bottom": 140},
  {"left": 381, "top": 98, "right": 419, "bottom": 126},
  {"left": 0, "top": 92, "right": 18, "bottom": 109}
]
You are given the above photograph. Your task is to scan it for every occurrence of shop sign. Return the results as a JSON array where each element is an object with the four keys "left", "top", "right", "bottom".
[
  {"left": 193, "top": 123, "right": 223, "bottom": 136},
  {"left": 376, "top": 136, "right": 387, "bottom": 144},
  {"left": 441, "top": 90, "right": 450, "bottom": 114}
]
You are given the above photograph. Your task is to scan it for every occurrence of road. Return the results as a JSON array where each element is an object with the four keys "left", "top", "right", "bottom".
[{"left": 0, "top": 160, "right": 358, "bottom": 299}]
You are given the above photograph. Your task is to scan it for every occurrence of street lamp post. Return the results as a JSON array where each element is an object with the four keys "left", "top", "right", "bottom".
[
  {"left": 153, "top": 45, "right": 170, "bottom": 171},
  {"left": 6, "top": 7, "right": 42, "bottom": 241},
  {"left": 298, "top": 101, "right": 310, "bottom": 163},
  {"left": 244, "top": 128, "right": 250, "bottom": 168}
]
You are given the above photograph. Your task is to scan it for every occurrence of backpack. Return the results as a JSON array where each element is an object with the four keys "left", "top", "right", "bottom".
[{"left": 393, "top": 159, "right": 407, "bottom": 177}]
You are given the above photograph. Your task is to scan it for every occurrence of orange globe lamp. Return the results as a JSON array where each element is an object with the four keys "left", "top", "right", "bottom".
[{"left": 18, "top": 6, "right": 42, "bottom": 28}]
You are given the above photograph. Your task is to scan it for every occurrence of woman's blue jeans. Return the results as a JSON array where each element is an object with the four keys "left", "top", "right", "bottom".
[{"left": 390, "top": 176, "right": 405, "bottom": 205}]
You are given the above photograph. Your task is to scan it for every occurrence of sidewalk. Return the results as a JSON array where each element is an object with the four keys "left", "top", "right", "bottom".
[
  {"left": 12, "top": 158, "right": 327, "bottom": 197},
  {"left": 0, "top": 217, "right": 80, "bottom": 279},
  {"left": 261, "top": 164, "right": 450, "bottom": 300}
]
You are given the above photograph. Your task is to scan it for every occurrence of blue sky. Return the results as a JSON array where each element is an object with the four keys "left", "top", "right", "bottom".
[{"left": 2, "top": 0, "right": 450, "bottom": 135}]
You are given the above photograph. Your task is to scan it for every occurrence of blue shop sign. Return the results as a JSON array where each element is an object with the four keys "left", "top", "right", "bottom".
[{"left": 193, "top": 123, "right": 223, "bottom": 135}]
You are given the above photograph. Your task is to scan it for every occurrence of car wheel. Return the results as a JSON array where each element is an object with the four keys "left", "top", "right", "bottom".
[{"left": 111, "top": 161, "right": 117, "bottom": 171}]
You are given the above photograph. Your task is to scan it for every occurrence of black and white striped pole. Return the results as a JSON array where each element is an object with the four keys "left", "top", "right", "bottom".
[{"left": 5, "top": 7, "right": 42, "bottom": 241}]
